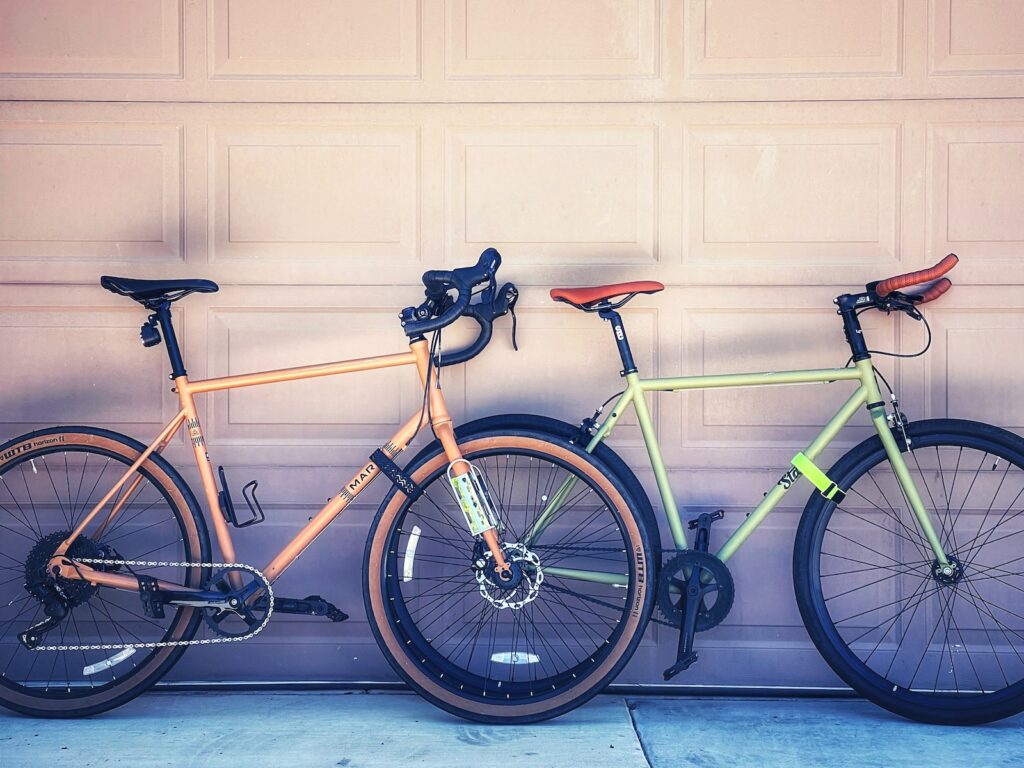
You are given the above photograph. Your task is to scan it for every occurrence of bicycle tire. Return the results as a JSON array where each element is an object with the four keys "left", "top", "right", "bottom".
[
  {"left": 0, "top": 426, "right": 210, "bottom": 717},
  {"left": 363, "top": 418, "right": 656, "bottom": 723},
  {"left": 794, "top": 418, "right": 1024, "bottom": 724}
]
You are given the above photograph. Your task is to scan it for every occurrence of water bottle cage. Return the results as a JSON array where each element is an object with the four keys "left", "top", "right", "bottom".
[{"left": 447, "top": 460, "right": 501, "bottom": 537}]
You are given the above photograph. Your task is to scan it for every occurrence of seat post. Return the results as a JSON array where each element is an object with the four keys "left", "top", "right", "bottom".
[
  {"left": 150, "top": 300, "right": 187, "bottom": 378},
  {"left": 598, "top": 307, "right": 638, "bottom": 376}
]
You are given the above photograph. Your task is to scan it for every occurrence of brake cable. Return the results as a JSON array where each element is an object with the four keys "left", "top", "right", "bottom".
[{"left": 844, "top": 300, "right": 933, "bottom": 367}]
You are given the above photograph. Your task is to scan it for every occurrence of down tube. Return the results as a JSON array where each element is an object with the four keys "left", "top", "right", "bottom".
[{"left": 715, "top": 386, "right": 868, "bottom": 564}]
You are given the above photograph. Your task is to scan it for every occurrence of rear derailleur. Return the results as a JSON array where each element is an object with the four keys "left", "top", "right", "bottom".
[{"left": 658, "top": 510, "right": 735, "bottom": 680}]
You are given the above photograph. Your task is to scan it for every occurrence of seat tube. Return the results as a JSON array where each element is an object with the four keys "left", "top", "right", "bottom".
[{"left": 175, "top": 376, "right": 238, "bottom": 565}]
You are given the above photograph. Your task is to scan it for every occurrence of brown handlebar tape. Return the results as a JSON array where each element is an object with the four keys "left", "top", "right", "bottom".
[
  {"left": 916, "top": 277, "right": 952, "bottom": 304},
  {"left": 876, "top": 254, "right": 959, "bottom": 297}
]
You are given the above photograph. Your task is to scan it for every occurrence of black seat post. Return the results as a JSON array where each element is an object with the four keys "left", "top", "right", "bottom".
[
  {"left": 598, "top": 307, "right": 638, "bottom": 376},
  {"left": 150, "top": 300, "right": 187, "bottom": 379}
]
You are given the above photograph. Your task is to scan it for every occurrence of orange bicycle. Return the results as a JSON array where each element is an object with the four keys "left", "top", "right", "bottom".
[{"left": 0, "top": 250, "right": 657, "bottom": 722}]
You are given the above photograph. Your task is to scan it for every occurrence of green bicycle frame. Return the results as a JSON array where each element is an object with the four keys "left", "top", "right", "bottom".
[{"left": 535, "top": 357, "right": 950, "bottom": 588}]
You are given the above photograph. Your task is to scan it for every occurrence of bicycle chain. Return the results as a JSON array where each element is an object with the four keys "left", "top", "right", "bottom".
[{"left": 29, "top": 558, "right": 273, "bottom": 652}]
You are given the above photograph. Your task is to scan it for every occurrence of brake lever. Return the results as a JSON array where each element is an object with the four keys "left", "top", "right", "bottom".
[
  {"left": 507, "top": 287, "right": 519, "bottom": 351},
  {"left": 491, "top": 283, "right": 519, "bottom": 351}
]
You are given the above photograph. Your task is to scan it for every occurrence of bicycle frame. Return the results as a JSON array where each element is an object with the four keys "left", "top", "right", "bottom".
[
  {"left": 50, "top": 338, "right": 511, "bottom": 593},
  {"left": 528, "top": 357, "right": 951, "bottom": 588}
]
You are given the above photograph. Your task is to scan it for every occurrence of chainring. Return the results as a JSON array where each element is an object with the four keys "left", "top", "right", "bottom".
[
  {"left": 657, "top": 551, "right": 735, "bottom": 631},
  {"left": 201, "top": 567, "right": 269, "bottom": 638}
]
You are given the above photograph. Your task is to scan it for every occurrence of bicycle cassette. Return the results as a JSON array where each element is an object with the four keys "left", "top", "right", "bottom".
[{"left": 657, "top": 551, "right": 734, "bottom": 631}]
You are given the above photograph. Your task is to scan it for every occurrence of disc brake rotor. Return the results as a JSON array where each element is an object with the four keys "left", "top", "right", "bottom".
[{"left": 474, "top": 543, "right": 544, "bottom": 610}]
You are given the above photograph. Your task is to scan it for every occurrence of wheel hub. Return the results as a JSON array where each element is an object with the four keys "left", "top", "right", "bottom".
[
  {"left": 932, "top": 555, "right": 965, "bottom": 586},
  {"left": 473, "top": 543, "right": 543, "bottom": 609}
]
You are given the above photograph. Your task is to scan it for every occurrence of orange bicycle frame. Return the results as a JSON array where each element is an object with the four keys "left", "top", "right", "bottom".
[{"left": 49, "top": 338, "right": 511, "bottom": 592}]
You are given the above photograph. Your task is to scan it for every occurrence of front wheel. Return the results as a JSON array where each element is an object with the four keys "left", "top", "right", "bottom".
[
  {"left": 794, "top": 419, "right": 1024, "bottom": 724},
  {"left": 364, "top": 424, "right": 655, "bottom": 723}
]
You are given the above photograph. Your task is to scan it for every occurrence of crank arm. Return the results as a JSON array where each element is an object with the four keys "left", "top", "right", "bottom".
[{"left": 664, "top": 569, "right": 706, "bottom": 680}]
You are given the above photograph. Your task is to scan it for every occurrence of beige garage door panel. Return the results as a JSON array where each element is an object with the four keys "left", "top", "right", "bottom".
[
  {"left": 4, "top": 3, "right": 1024, "bottom": 688},
  {"left": 2, "top": 100, "right": 1024, "bottom": 287},
  {"left": 4, "top": 0, "right": 1024, "bottom": 102}
]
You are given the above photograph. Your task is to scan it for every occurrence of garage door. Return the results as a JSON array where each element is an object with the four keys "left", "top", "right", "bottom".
[{"left": 2, "top": 1, "right": 1024, "bottom": 688}]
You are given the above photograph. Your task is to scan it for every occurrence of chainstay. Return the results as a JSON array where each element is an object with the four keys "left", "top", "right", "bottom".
[
  {"left": 30, "top": 558, "right": 274, "bottom": 652},
  {"left": 542, "top": 580, "right": 675, "bottom": 628}
]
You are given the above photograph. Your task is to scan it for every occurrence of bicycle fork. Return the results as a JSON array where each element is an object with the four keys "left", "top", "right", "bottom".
[{"left": 859, "top": 360, "right": 951, "bottom": 569}]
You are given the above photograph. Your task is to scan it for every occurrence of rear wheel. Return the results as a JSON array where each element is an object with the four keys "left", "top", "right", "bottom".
[
  {"left": 0, "top": 427, "right": 209, "bottom": 717},
  {"left": 364, "top": 424, "right": 655, "bottom": 723},
  {"left": 795, "top": 419, "right": 1024, "bottom": 724}
]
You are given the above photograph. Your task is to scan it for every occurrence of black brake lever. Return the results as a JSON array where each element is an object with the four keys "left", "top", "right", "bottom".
[
  {"left": 492, "top": 283, "right": 519, "bottom": 351},
  {"left": 878, "top": 291, "right": 923, "bottom": 320},
  {"left": 507, "top": 287, "right": 519, "bottom": 351}
]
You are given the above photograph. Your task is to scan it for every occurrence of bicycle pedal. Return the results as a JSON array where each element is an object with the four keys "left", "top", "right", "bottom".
[
  {"left": 687, "top": 510, "right": 725, "bottom": 530},
  {"left": 257, "top": 594, "right": 348, "bottom": 623},
  {"left": 663, "top": 652, "right": 699, "bottom": 681}
]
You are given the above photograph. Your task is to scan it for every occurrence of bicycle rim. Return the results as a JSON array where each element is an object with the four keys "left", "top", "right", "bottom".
[
  {"left": 366, "top": 431, "right": 652, "bottom": 721},
  {"left": 0, "top": 431, "right": 204, "bottom": 714},
  {"left": 801, "top": 421, "right": 1024, "bottom": 722}
]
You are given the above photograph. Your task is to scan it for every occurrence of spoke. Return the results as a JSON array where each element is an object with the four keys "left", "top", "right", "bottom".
[
  {"left": 0, "top": 475, "right": 44, "bottom": 538},
  {"left": 946, "top": 586, "right": 985, "bottom": 693},
  {"left": 960, "top": 577, "right": 1024, "bottom": 666},
  {"left": 823, "top": 529, "right": 922, "bottom": 571},
  {"left": 40, "top": 455, "right": 71, "bottom": 529},
  {"left": 945, "top": 451, "right": 989, "bottom": 547},
  {"left": 960, "top": 580, "right": 1011, "bottom": 690},
  {"left": 858, "top": 469, "right": 932, "bottom": 561},
  {"left": 932, "top": 445, "right": 958, "bottom": 553}
]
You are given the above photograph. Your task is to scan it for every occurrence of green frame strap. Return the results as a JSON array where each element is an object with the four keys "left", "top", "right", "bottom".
[{"left": 791, "top": 452, "right": 846, "bottom": 503}]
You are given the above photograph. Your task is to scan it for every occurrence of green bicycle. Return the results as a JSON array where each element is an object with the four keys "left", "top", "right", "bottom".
[{"left": 538, "top": 253, "right": 1024, "bottom": 725}]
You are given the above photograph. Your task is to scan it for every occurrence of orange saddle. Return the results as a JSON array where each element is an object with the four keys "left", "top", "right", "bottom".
[{"left": 550, "top": 280, "right": 665, "bottom": 310}]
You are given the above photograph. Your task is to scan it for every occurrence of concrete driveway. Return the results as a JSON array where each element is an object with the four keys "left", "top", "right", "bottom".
[{"left": 1, "top": 691, "right": 1021, "bottom": 768}]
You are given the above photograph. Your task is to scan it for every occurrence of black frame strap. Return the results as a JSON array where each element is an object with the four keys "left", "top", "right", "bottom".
[{"left": 371, "top": 449, "right": 422, "bottom": 501}]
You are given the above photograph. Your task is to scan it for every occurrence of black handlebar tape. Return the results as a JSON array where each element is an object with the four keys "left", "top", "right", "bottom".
[
  {"left": 436, "top": 307, "right": 494, "bottom": 367},
  {"left": 401, "top": 288, "right": 471, "bottom": 337},
  {"left": 406, "top": 248, "right": 504, "bottom": 336},
  {"left": 422, "top": 269, "right": 455, "bottom": 299}
]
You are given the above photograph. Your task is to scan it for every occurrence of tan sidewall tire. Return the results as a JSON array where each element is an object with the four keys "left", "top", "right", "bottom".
[
  {"left": 0, "top": 429, "right": 205, "bottom": 716},
  {"left": 365, "top": 434, "right": 651, "bottom": 722}
]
